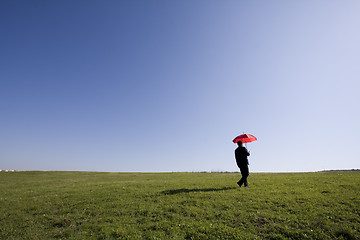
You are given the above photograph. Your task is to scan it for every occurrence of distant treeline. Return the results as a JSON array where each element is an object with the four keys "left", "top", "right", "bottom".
[{"left": 320, "top": 169, "right": 360, "bottom": 172}]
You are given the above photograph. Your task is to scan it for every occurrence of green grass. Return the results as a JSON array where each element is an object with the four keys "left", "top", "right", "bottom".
[{"left": 0, "top": 171, "right": 359, "bottom": 239}]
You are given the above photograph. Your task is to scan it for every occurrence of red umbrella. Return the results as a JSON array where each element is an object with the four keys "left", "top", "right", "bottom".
[{"left": 233, "top": 134, "right": 257, "bottom": 144}]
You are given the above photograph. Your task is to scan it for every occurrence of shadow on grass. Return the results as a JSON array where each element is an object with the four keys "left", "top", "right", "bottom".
[{"left": 162, "top": 187, "right": 236, "bottom": 195}]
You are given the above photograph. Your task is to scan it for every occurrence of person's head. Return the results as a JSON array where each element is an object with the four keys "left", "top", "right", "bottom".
[{"left": 237, "top": 141, "right": 243, "bottom": 147}]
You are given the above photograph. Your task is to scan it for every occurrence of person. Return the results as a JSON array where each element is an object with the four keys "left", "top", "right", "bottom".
[{"left": 235, "top": 141, "right": 250, "bottom": 187}]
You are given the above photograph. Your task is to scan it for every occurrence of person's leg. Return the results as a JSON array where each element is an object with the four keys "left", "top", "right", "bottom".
[
  {"left": 237, "top": 166, "right": 248, "bottom": 187},
  {"left": 243, "top": 165, "right": 249, "bottom": 187},
  {"left": 237, "top": 177, "right": 243, "bottom": 187},
  {"left": 241, "top": 165, "right": 249, "bottom": 187},
  {"left": 237, "top": 168, "right": 243, "bottom": 186}
]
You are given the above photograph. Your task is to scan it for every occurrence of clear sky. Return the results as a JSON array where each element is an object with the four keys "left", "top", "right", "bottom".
[{"left": 1, "top": 1, "right": 359, "bottom": 172}]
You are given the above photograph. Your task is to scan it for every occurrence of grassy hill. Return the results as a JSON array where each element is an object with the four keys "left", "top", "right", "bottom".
[{"left": 0, "top": 171, "right": 359, "bottom": 239}]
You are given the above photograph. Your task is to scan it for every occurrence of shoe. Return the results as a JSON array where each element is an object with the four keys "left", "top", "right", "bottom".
[{"left": 237, "top": 181, "right": 242, "bottom": 187}]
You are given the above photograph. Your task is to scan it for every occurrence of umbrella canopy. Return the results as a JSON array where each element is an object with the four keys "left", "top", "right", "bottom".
[{"left": 233, "top": 134, "right": 257, "bottom": 144}]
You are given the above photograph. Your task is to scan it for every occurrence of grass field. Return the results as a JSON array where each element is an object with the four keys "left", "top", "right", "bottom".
[{"left": 0, "top": 171, "right": 359, "bottom": 239}]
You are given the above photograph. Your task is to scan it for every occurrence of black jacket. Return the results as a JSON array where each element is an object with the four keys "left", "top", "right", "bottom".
[{"left": 235, "top": 146, "right": 250, "bottom": 168}]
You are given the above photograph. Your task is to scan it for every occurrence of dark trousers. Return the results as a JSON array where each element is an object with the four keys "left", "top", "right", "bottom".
[{"left": 238, "top": 165, "right": 249, "bottom": 187}]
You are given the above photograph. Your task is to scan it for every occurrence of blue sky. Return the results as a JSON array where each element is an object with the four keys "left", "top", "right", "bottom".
[{"left": 1, "top": 1, "right": 359, "bottom": 172}]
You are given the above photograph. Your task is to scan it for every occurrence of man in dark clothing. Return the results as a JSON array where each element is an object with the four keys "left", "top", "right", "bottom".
[{"left": 235, "top": 141, "right": 250, "bottom": 187}]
